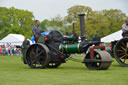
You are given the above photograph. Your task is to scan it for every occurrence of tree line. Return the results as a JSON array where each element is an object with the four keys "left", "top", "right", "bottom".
[
  {"left": 0, "top": 5, "right": 128, "bottom": 40},
  {"left": 0, "top": 7, "right": 34, "bottom": 39}
]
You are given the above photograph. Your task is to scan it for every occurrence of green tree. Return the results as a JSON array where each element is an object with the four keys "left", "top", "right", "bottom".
[
  {"left": 66, "top": 6, "right": 128, "bottom": 39},
  {"left": 65, "top": 5, "right": 93, "bottom": 23},
  {"left": 0, "top": 7, "right": 34, "bottom": 39},
  {"left": 65, "top": 5, "right": 95, "bottom": 38},
  {"left": 48, "top": 15, "right": 63, "bottom": 30},
  {"left": 101, "top": 9, "right": 128, "bottom": 33},
  {"left": 40, "top": 19, "right": 48, "bottom": 31},
  {"left": 46, "top": 15, "right": 69, "bottom": 34},
  {"left": 85, "top": 11, "right": 110, "bottom": 39}
]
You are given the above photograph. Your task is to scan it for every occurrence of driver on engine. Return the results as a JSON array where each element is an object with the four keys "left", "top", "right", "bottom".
[
  {"left": 122, "top": 20, "right": 128, "bottom": 37},
  {"left": 32, "top": 20, "right": 44, "bottom": 43}
]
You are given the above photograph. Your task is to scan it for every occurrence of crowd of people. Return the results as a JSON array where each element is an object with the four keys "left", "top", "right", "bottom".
[{"left": 0, "top": 44, "right": 22, "bottom": 56}]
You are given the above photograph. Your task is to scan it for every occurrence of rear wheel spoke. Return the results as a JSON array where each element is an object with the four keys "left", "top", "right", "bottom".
[
  {"left": 121, "top": 42, "right": 126, "bottom": 48},
  {"left": 119, "top": 52, "right": 125, "bottom": 56},
  {"left": 37, "top": 50, "right": 44, "bottom": 56},
  {"left": 116, "top": 49, "right": 124, "bottom": 52},
  {"left": 120, "top": 46, "right": 126, "bottom": 51},
  {"left": 123, "top": 56, "right": 127, "bottom": 63},
  {"left": 32, "top": 51, "right": 36, "bottom": 56},
  {"left": 120, "top": 55, "right": 126, "bottom": 59},
  {"left": 36, "top": 46, "right": 39, "bottom": 55}
]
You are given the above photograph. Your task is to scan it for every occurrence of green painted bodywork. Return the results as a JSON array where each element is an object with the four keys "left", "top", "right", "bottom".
[
  {"left": 64, "top": 35, "right": 73, "bottom": 41},
  {"left": 59, "top": 43, "right": 80, "bottom": 53}
]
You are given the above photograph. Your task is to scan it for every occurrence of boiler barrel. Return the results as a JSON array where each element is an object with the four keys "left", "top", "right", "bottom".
[
  {"left": 59, "top": 43, "right": 80, "bottom": 53},
  {"left": 64, "top": 35, "right": 73, "bottom": 41}
]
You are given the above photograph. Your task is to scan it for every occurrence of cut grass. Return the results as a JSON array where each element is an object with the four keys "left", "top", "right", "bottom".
[{"left": 0, "top": 55, "right": 128, "bottom": 85}]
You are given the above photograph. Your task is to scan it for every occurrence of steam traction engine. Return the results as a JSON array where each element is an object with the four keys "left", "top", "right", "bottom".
[{"left": 22, "top": 14, "right": 113, "bottom": 70}]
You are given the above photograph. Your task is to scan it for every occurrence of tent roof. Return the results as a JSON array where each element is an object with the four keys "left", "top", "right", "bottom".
[
  {"left": 0, "top": 34, "right": 25, "bottom": 43},
  {"left": 0, "top": 34, "right": 28, "bottom": 46},
  {"left": 101, "top": 30, "right": 123, "bottom": 43}
]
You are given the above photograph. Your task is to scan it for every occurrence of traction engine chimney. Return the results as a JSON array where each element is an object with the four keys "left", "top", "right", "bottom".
[{"left": 79, "top": 14, "right": 86, "bottom": 40}]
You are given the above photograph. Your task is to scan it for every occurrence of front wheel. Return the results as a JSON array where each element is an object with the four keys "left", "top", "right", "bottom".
[{"left": 84, "top": 51, "right": 112, "bottom": 70}]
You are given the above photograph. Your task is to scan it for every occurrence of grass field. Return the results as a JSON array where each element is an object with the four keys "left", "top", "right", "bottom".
[{"left": 0, "top": 55, "right": 128, "bottom": 85}]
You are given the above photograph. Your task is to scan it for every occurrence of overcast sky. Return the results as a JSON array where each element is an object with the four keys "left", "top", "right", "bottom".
[{"left": 0, "top": 0, "right": 127, "bottom": 21}]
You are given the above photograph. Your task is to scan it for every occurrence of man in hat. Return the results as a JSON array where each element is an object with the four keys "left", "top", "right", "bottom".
[{"left": 32, "top": 20, "right": 44, "bottom": 42}]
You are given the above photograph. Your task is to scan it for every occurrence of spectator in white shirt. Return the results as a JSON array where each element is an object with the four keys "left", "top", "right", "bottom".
[{"left": 122, "top": 20, "right": 128, "bottom": 37}]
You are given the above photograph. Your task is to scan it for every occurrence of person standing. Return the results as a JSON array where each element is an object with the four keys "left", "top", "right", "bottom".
[
  {"left": 2, "top": 44, "right": 6, "bottom": 54},
  {"left": 32, "top": 20, "right": 44, "bottom": 42},
  {"left": 122, "top": 20, "right": 128, "bottom": 37},
  {"left": 21, "top": 37, "right": 30, "bottom": 64},
  {"left": 21, "top": 37, "right": 30, "bottom": 48}
]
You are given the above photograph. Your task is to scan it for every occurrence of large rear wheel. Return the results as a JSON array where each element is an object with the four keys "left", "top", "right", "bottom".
[
  {"left": 114, "top": 38, "right": 128, "bottom": 66},
  {"left": 25, "top": 43, "right": 50, "bottom": 69}
]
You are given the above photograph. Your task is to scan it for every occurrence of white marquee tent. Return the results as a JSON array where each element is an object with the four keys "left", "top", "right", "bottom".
[
  {"left": 0, "top": 34, "right": 30, "bottom": 46},
  {"left": 101, "top": 30, "right": 123, "bottom": 43}
]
